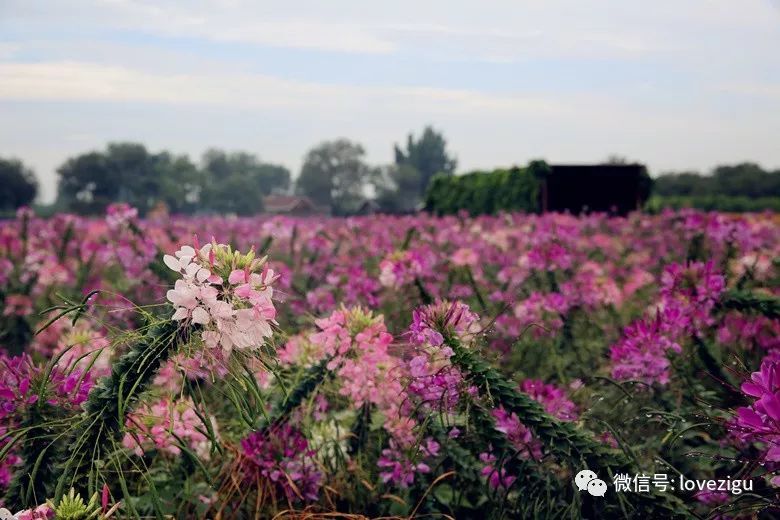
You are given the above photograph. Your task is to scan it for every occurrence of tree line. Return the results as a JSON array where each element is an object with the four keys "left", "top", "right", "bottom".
[
  {"left": 649, "top": 163, "right": 780, "bottom": 213},
  {"left": 0, "top": 126, "right": 456, "bottom": 216},
  {"left": 2, "top": 134, "right": 779, "bottom": 215}
]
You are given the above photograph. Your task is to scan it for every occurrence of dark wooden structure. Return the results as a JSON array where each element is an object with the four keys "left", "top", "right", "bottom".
[{"left": 538, "top": 164, "right": 651, "bottom": 215}]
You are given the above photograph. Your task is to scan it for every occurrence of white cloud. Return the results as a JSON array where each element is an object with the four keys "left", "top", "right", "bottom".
[
  {"left": 5, "top": 0, "right": 778, "bottom": 61},
  {"left": 0, "top": 61, "right": 567, "bottom": 116},
  {"left": 2, "top": 0, "right": 780, "bottom": 204}
]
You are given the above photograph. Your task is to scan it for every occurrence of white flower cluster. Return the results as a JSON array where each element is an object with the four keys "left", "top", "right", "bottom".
[{"left": 164, "top": 243, "right": 278, "bottom": 354}]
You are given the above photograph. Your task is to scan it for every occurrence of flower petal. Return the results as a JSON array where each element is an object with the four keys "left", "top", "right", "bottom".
[
  {"left": 163, "top": 255, "right": 181, "bottom": 272},
  {"left": 191, "top": 306, "right": 210, "bottom": 325}
]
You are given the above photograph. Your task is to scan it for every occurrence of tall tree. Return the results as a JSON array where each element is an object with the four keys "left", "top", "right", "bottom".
[
  {"left": 394, "top": 126, "right": 457, "bottom": 198},
  {"left": 156, "top": 153, "right": 206, "bottom": 214},
  {"left": 0, "top": 157, "right": 38, "bottom": 212},
  {"left": 372, "top": 164, "right": 422, "bottom": 213},
  {"left": 56, "top": 151, "right": 115, "bottom": 214},
  {"left": 57, "top": 143, "right": 164, "bottom": 215},
  {"left": 297, "top": 139, "right": 370, "bottom": 215},
  {"left": 200, "top": 149, "right": 291, "bottom": 215}
]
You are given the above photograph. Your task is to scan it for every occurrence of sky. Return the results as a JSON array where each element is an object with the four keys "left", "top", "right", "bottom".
[{"left": 1, "top": 1, "right": 780, "bottom": 203}]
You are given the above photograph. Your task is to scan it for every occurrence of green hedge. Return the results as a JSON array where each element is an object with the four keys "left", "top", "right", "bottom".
[
  {"left": 646, "top": 195, "right": 780, "bottom": 213},
  {"left": 424, "top": 164, "right": 540, "bottom": 215}
]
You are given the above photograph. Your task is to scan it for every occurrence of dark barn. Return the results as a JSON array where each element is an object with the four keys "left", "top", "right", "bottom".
[{"left": 538, "top": 164, "right": 651, "bottom": 215}]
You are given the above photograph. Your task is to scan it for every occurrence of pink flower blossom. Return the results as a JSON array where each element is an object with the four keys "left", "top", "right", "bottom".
[{"left": 123, "top": 397, "right": 215, "bottom": 459}]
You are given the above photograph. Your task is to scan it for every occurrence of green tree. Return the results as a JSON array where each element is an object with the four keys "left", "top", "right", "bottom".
[
  {"left": 653, "top": 171, "right": 707, "bottom": 197},
  {"left": 0, "top": 157, "right": 38, "bottom": 213},
  {"left": 372, "top": 164, "right": 422, "bottom": 213},
  {"left": 156, "top": 153, "right": 206, "bottom": 214},
  {"left": 297, "top": 139, "right": 370, "bottom": 215},
  {"left": 57, "top": 143, "right": 169, "bottom": 215},
  {"left": 712, "top": 162, "right": 779, "bottom": 198},
  {"left": 394, "top": 126, "right": 457, "bottom": 198},
  {"left": 56, "top": 151, "right": 116, "bottom": 214},
  {"left": 653, "top": 163, "right": 780, "bottom": 199},
  {"left": 105, "top": 142, "right": 163, "bottom": 214},
  {"left": 200, "top": 149, "right": 290, "bottom": 215}
]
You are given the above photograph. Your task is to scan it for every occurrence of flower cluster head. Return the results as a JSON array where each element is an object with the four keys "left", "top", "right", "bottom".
[
  {"left": 732, "top": 359, "right": 780, "bottom": 464},
  {"left": 480, "top": 379, "right": 578, "bottom": 488},
  {"left": 2, "top": 294, "right": 33, "bottom": 317},
  {"left": 0, "top": 504, "right": 54, "bottom": 520},
  {"left": 165, "top": 238, "right": 278, "bottom": 355},
  {"left": 122, "top": 397, "right": 215, "bottom": 459},
  {"left": 491, "top": 406, "right": 543, "bottom": 461},
  {"left": 478, "top": 408, "right": 541, "bottom": 491},
  {"left": 404, "top": 301, "right": 480, "bottom": 412},
  {"left": 659, "top": 260, "right": 726, "bottom": 332},
  {"left": 609, "top": 311, "right": 684, "bottom": 386},
  {"left": 409, "top": 300, "right": 480, "bottom": 347},
  {"left": 105, "top": 202, "right": 139, "bottom": 231},
  {"left": 0, "top": 353, "right": 93, "bottom": 421},
  {"left": 377, "top": 438, "right": 440, "bottom": 488},
  {"left": 520, "top": 379, "right": 578, "bottom": 421},
  {"left": 0, "top": 353, "right": 93, "bottom": 494},
  {"left": 512, "top": 292, "right": 569, "bottom": 338},
  {"left": 240, "top": 423, "right": 322, "bottom": 502},
  {"left": 608, "top": 260, "right": 726, "bottom": 387},
  {"left": 479, "top": 452, "right": 518, "bottom": 490},
  {"left": 407, "top": 345, "right": 471, "bottom": 412},
  {"left": 378, "top": 249, "right": 432, "bottom": 289}
]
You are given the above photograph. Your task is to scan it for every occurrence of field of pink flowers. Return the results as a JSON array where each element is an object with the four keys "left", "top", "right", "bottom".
[{"left": 0, "top": 205, "right": 779, "bottom": 519}]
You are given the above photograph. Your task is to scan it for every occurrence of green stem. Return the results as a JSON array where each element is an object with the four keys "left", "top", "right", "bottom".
[
  {"left": 446, "top": 335, "right": 693, "bottom": 518},
  {"left": 717, "top": 290, "right": 780, "bottom": 319},
  {"left": 5, "top": 404, "right": 60, "bottom": 509},
  {"left": 50, "top": 319, "right": 180, "bottom": 500},
  {"left": 257, "top": 358, "right": 331, "bottom": 430}
]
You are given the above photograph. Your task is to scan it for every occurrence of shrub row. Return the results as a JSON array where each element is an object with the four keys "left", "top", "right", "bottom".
[
  {"left": 424, "top": 162, "right": 543, "bottom": 215},
  {"left": 646, "top": 195, "right": 780, "bottom": 213}
]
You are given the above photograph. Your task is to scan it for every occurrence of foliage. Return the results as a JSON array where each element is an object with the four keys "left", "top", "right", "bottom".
[
  {"left": 296, "top": 139, "right": 372, "bottom": 215},
  {"left": 372, "top": 164, "right": 422, "bottom": 213},
  {"left": 653, "top": 162, "right": 780, "bottom": 201},
  {"left": 56, "top": 143, "right": 202, "bottom": 215},
  {"left": 199, "top": 149, "right": 290, "bottom": 215},
  {"left": 394, "top": 126, "right": 457, "bottom": 198},
  {"left": 424, "top": 164, "right": 539, "bottom": 215},
  {"left": 55, "top": 144, "right": 288, "bottom": 216},
  {"left": 647, "top": 195, "right": 780, "bottom": 213},
  {"left": 0, "top": 157, "right": 38, "bottom": 214},
  {"left": 0, "top": 207, "right": 779, "bottom": 518}
]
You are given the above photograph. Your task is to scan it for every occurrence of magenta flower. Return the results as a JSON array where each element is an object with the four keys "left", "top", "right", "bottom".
[
  {"left": 733, "top": 359, "right": 780, "bottom": 462},
  {"left": 408, "top": 300, "right": 480, "bottom": 346},
  {"left": 520, "top": 379, "right": 578, "bottom": 421},
  {"left": 609, "top": 309, "right": 684, "bottom": 386},
  {"left": 377, "top": 438, "right": 439, "bottom": 488},
  {"left": 479, "top": 451, "right": 517, "bottom": 490},
  {"left": 241, "top": 423, "right": 321, "bottom": 502}
]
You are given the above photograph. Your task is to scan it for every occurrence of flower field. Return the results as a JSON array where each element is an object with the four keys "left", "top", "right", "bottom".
[{"left": 0, "top": 205, "right": 779, "bottom": 519}]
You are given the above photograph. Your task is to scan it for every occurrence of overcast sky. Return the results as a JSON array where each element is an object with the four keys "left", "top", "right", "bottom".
[{"left": 1, "top": 0, "right": 779, "bottom": 202}]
